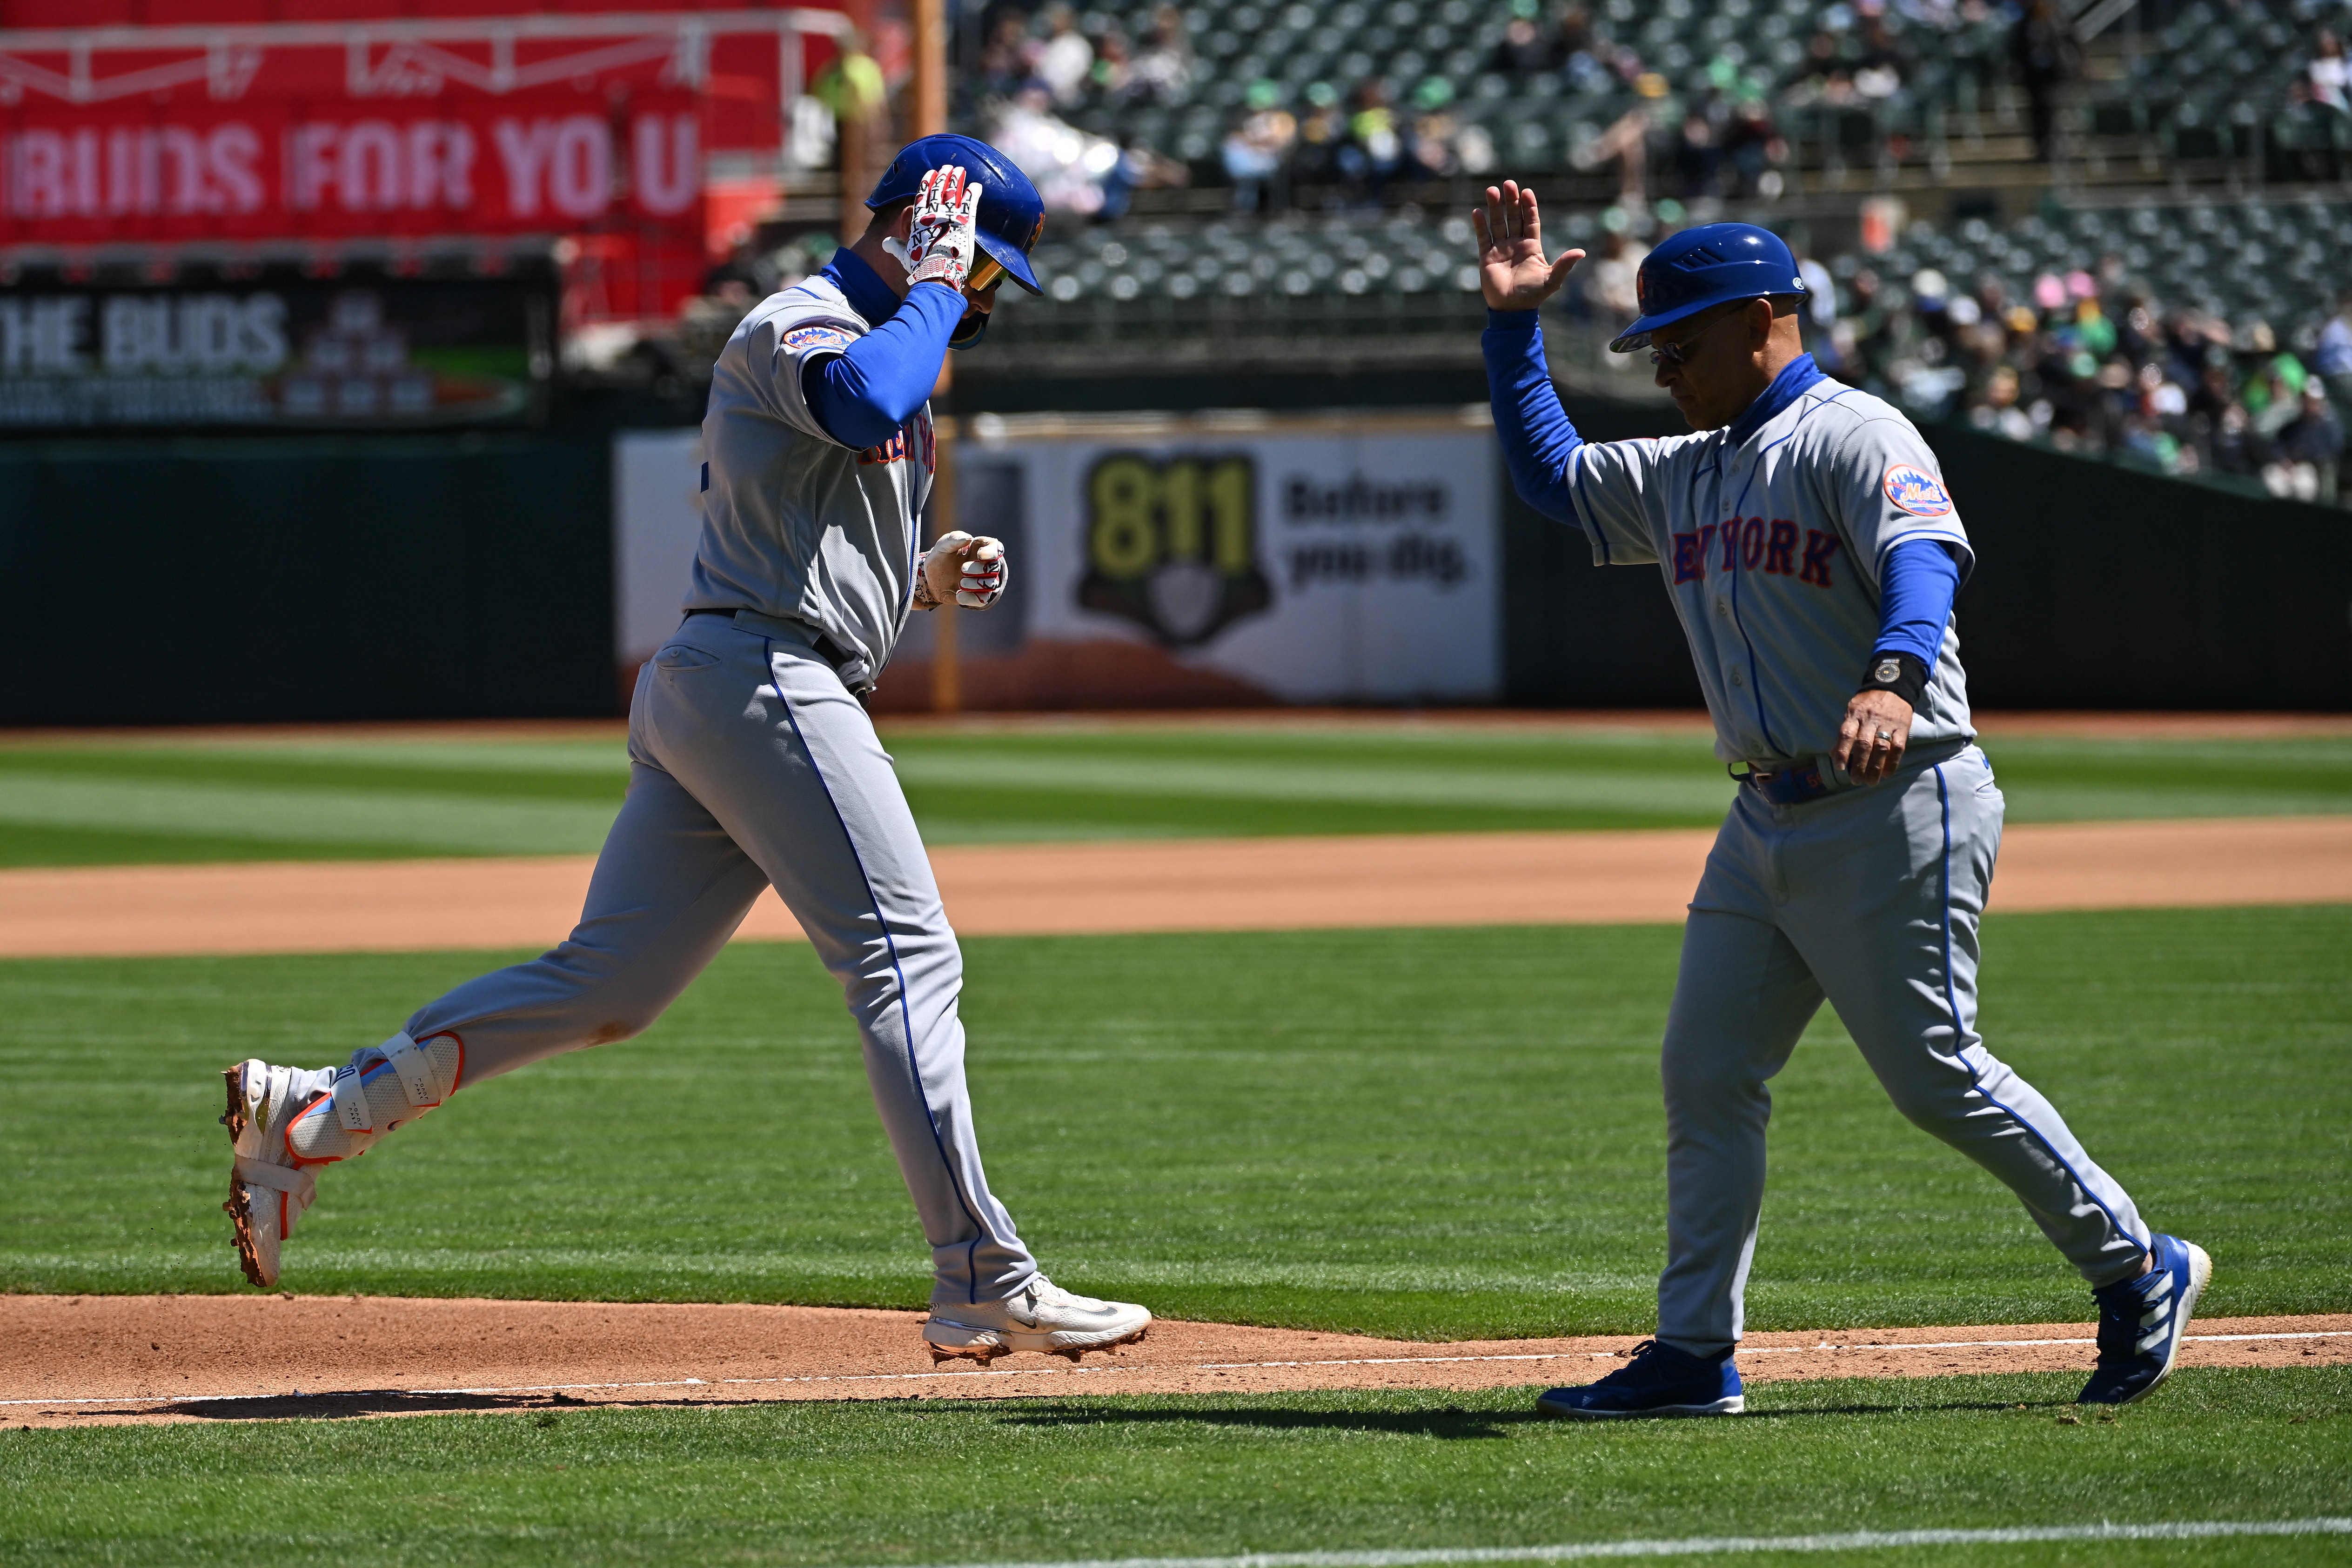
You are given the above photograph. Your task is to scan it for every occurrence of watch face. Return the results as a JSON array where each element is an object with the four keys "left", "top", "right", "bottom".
[{"left": 1875, "top": 659, "right": 1901, "bottom": 684}]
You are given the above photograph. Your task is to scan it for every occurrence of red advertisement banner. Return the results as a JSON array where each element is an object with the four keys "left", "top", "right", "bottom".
[{"left": 0, "top": 99, "right": 703, "bottom": 245}]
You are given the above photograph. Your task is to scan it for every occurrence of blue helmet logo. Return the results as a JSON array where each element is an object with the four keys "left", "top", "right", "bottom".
[
  {"left": 866, "top": 133, "right": 1047, "bottom": 296},
  {"left": 1607, "top": 223, "right": 1808, "bottom": 354}
]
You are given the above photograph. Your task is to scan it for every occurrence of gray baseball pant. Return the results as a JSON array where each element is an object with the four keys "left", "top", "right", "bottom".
[
  {"left": 398, "top": 613, "right": 1038, "bottom": 1309},
  {"left": 1655, "top": 743, "right": 2151, "bottom": 1357}
]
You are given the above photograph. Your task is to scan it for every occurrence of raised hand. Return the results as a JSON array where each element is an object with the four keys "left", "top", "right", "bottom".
[
  {"left": 905, "top": 165, "right": 985, "bottom": 292},
  {"left": 1473, "top": 180, "right": 1585, "bottom": 313}
]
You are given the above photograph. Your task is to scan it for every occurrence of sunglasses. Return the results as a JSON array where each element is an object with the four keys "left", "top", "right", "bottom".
[
  {"left": 966, "top": 254, "right": 1006, "bottom": 295},
  {"left": 1648, "top": 300, "right": 1756, "bottom": 366}
]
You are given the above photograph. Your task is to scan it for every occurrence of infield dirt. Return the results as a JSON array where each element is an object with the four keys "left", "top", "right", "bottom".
[
  {"left": 4, "top": 1295, "right": 2345, "bottom": 1428},
  {"left": 3, "top": 815, "right": 2349, "bottom": 958}
]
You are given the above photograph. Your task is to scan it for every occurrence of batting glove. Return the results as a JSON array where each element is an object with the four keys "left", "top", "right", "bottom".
[
  {"left": 915, "top": 531, "right": 1010, "bottom": 610},
  {"left": 902, "top": 165, "right": 985, "bottom": 292}
]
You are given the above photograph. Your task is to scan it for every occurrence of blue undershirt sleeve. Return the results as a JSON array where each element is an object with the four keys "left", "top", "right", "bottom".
[
  {"left": 801, "top": 281, "right": 966, "bottom": 450},
  {"left": 1481, "top": 308, "right": 1586, "bottom": 529},
  {"left": 1875, "top": 536, "right": 1962, "bottom": 664}
]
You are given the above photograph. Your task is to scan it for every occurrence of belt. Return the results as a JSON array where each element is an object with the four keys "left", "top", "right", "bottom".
[
  {"left": 1734, "top": 759, "right": 1843, "bottom": 807},
  {"left": 1732, "top": 738, "right": 1972, "bottom": 807},
  {"left": 683, "top": 608, "right": 872, "bottom": 695}
]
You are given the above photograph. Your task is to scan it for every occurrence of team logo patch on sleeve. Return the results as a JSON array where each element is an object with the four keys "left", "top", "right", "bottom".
[
  {"left": 783, "top": 325, "right": 855, "bottom": 354},
  {"left": 1882, "top": 463, "right": 1954, "bottom": 517}
]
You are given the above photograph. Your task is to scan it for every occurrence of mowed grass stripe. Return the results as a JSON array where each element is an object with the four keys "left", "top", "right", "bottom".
[
  {"left": 2, "top": 723, "right": 2350, "bottom": 867},
  {"left": 1, "top": 907, "right": 2342, "bottom": 1333},
  {"left": 0, "top": 772, "right": 623, "bottom": 856},
  {"left": 3, "top": 1372, "right": 2348, "bottom": 1568}
]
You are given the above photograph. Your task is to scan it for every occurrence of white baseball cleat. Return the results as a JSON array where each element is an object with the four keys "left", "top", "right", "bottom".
[
  {"left": 220, "top": 1059, "right": 333, "bottom": 1288},
  {"left": 219, "top": 1032, "right": 463, "bottom": 1288},
  {"left": 922, "top": 1275, "right": 1152, "bottom": 1363}
]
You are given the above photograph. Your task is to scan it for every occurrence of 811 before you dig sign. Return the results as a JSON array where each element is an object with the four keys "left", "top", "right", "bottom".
[{"left": 981, "top": 414, "right": 1501, "bottom": 704}]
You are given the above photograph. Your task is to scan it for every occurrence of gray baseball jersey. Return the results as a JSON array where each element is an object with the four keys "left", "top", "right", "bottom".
[
  {"left": 1488, "top": 337, "right": 2153, "bottom": 1368},
  {"left": 686, "top": 274, "right": 935, "bottom": 675},
  {"left": 1565, "top": 383, "right": 1974, "bottom": 767},
  {"left": 316, "top": 262, "right": 1045, "bottom": 1313}
]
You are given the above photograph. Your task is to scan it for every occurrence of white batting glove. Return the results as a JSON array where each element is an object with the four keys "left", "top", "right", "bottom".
[
  {"left": 903, "top": 165, "right": 984, "bottom": 292},
  {"left": 915, "top": 532, "right": 1010, "bottom": 610}
]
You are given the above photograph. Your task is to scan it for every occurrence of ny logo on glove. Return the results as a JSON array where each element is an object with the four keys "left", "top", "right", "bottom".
[{"left": 903, "top": 165, "right": 985, "bottom": 292}]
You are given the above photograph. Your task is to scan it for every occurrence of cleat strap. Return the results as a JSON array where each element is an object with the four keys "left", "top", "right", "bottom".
[
  {"left": 331, "top": 1065, "right": 375, "bottom": 1132},
  {"left": 235, "top": 1157, "right": 316, "bottom": 1208},
  {"left": 380, "top": 1032, "right": 445, "bottom": 1108}
]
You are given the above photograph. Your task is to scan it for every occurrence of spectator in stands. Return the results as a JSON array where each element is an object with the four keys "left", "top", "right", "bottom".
[
  {"left": 1574, "top": 103, "right": 1653, "bottom": 211},
  {"left": 1583, "top": 224, "right": 1641, "bottom": 320},
  {"left": 1721, "top": 96, "right": 1788, "bottom": 198},
  {"left": 2208, "top": 402, "right": 2270, "bottom": 480},
  {"left": 1336, "top": 81, "right": 1405, "bottom": 200},
  {"left": 1785, "top": 31, "right": 1859, "bottom": 107},
  {"left": 1033, "top": 5, "right": 1093, "bottom": 107},
  {"left": 1128, "top": 5, "right": 1193, "bottom": 105},
  {"left": 1407, "top": 78, "right": 1466, "bottom": 180},
  {"left": 1558, "top": 3, "right": 1635, "bottom": 93},
  {"left": 1852, "top": 0, "right": 1909, "bottom": 101},
  {"left": 1099, "top": 133, "right": 1190, "bottom": 220},
  {"left": 2009, "top": 0, "right": 2079, "bottom": 161},
  {"left": 2271, "top": 387, "right": 2343, "bottom": 502},
  {"left": 2310, "top": 28, "right": 2350, "bottom": 114},
  {"left": 1673, "top": 107, "right": 1722, "bottom": 202},
  {"left": 1091, "top": 28, "right": 1135, "bottom": 102},
  {"left": 1970, "top": 364, "right": 2036, "bottom": 440},
  {"left": 2317, "top": 288, "right": 2352, "bottom": 408},
  {"left": 976, "top": 9, "right": 1036, "bottom": 102},
  {"left": 1221, "top": 80, "right": 1298, "bottom": 213},
  {"left": 1492, "top": 0, "right": 1562, "bottom": 76},
  {"left": 1292, "top": 81, "right": 1349, "bottom": 186}
]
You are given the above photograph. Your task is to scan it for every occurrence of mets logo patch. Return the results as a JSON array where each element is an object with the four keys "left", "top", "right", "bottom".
[
  {"left": 1882, "top": 463, "right": 1954, "bottom": 518},
  {"left": 783, "top": 324, "right": 855, "bottom": 354}
]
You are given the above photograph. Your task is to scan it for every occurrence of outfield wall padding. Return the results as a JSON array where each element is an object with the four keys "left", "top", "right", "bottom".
[
  {"left": 0, "top": 432, "right": 614, "bottom": 726},
  {"left": 3, "top": 385, "right": 2346, "bottom": 725}
]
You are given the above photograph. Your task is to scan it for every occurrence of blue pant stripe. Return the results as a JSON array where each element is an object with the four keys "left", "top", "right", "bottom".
[
  {"left": 1933, "top": 763, "right": 2146, "bottom": 1252},
  {"left": 766, "top": 640, "right": 991, "bottom": 1303}
]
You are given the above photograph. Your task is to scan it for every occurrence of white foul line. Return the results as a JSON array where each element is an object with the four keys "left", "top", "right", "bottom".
[
  {"left": 5, "top": 1329, "right": 2346, "bottom": 1410},
  {"left": 838, "top": 1518, "right": 2352, "bottom": 1568}
]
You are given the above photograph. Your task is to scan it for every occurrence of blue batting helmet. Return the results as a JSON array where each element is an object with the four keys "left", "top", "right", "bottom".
[
  {"left": 1607, "top": 223, "right": 1809, "bottom": 354},
  {"left": 867, "top": 133, "right": 1047, "bottom": 296}
]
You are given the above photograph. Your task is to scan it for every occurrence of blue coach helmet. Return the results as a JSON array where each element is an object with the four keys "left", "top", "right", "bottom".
[
  {"left": 867, "top": 133, "right": 1047, "bottom": 296},
  {"left": 1607, "top": 222, "right": 1809, "bottom": 354}
]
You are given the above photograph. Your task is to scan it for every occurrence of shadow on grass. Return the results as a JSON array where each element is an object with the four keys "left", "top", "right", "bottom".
[{"left": 76, "top": 1390, "right": 779, "bottom": 1423}]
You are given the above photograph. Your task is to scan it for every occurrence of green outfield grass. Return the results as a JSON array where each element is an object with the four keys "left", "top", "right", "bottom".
[
  {"left": 2, "top": 907, "right": 2344, "bottom": 1334},
  {"left": 3, "top": 1370, "right": 2347, "bottom": 1568},
  {"left": 0, "top": 722, "right": 2345, "bottom": 866}
]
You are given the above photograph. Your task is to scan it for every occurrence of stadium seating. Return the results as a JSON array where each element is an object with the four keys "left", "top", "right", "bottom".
[
  {"left": 971, "top": 0, "right": 2352, "bottom": 199},
  {"left": 989, "top": 195, "right": 2352, "bottom": 366}
]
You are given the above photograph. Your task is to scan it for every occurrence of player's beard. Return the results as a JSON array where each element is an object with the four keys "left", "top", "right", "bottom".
[{"left": 949, "top": 310, "right": 989, "bottom": 349}]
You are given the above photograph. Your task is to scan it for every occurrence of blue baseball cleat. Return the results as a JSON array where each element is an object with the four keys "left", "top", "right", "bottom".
[
  {"left": 2077, "top": 1233, "right": 2212, "bottom": 1405},
  {"left": 1535, "top": 1339, "right": 1745, "bottom": 1419}
]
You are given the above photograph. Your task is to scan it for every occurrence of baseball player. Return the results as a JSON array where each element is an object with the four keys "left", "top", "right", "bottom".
[
  {"left": 1474, "top": 184, "right": 2208, "bottom": 1416},
  {"left": 217, "top": 135, "right": 1151, "bottom": 1364}
]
